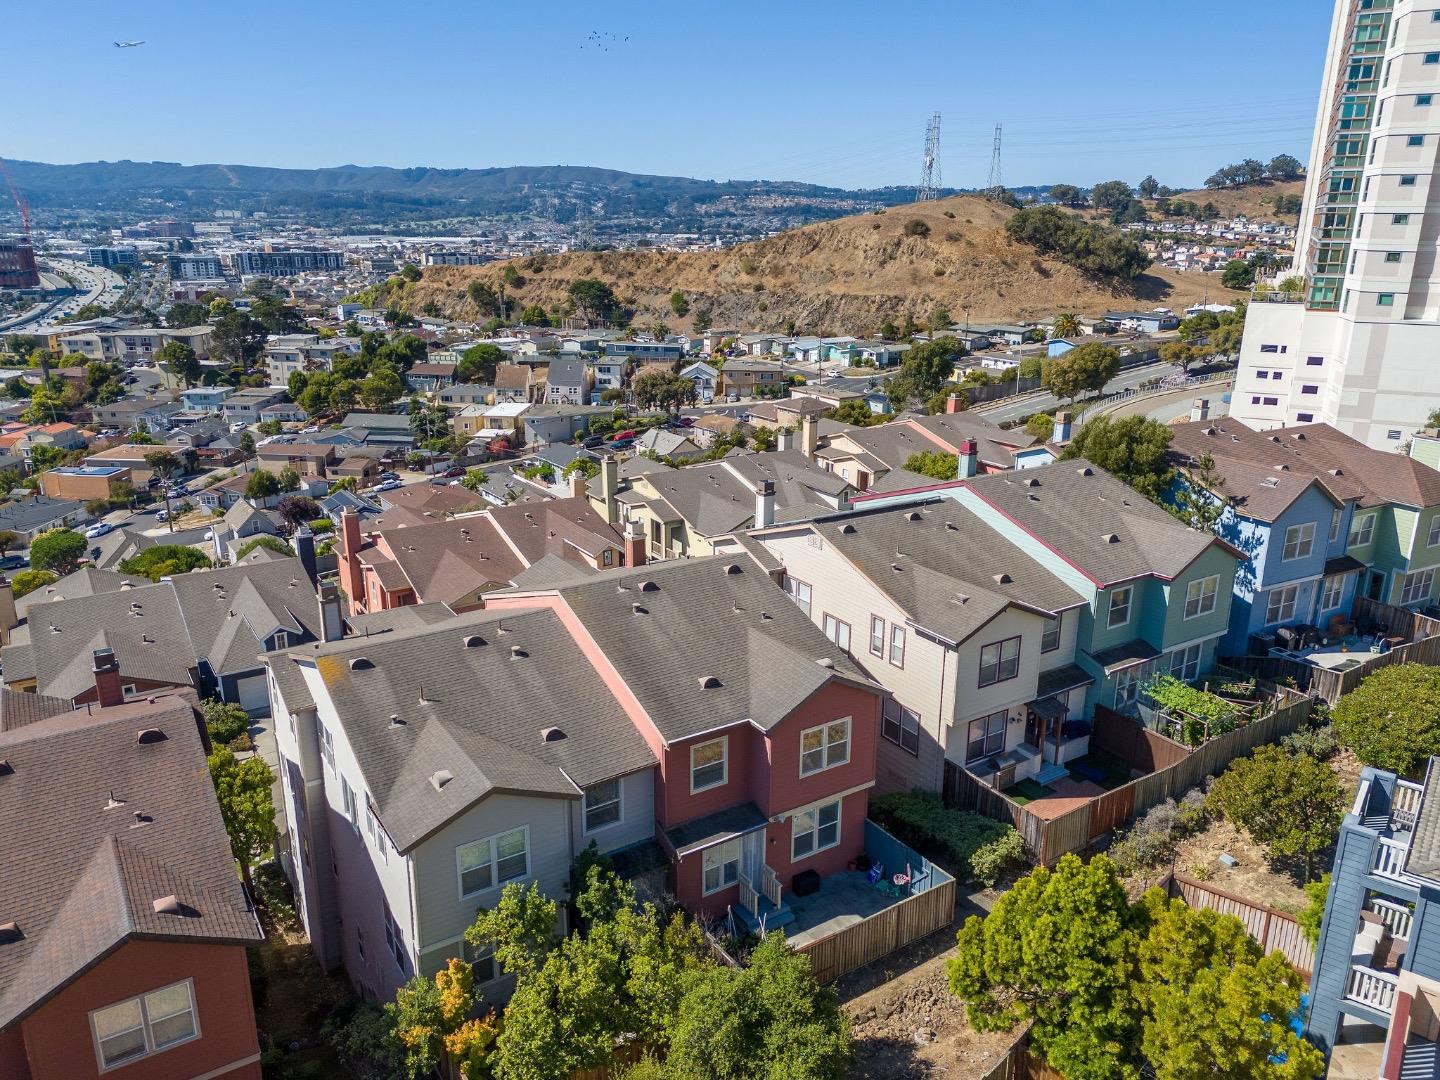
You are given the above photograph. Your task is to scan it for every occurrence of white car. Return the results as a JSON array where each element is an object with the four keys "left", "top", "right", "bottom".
[
  {"left": 84, "top": 522, "right": 115, "bottom": 539},
  {"left": 373, "top": 479, "right": 404, "bottom": 493}
]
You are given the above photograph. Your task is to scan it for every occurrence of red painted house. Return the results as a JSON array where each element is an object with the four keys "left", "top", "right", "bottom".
[
  {"left": 0, "top": 684, "right": 263, "bottom": 1080},
  {"left": 487, "top": 554, "right": 884, "bottom": 926}
]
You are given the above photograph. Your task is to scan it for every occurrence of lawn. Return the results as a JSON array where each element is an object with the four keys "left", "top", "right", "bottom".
[{"left": 1003, "top": 778, "right": 1054, "bottom": 805}]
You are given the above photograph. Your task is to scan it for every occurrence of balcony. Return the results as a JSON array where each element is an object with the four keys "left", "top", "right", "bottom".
[{"left": 1349, "top": 965, "right": 1400, "bottom": 1015}]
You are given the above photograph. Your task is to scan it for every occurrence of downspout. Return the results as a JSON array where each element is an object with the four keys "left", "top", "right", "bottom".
[
  {"left": 935, "top": 640, "right": 951, "bottom": 791},
  {"left": 407, "top": 848, "right": 420, "bottom": 975}
]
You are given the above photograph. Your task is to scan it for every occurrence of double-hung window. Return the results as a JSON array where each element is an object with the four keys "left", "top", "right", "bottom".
[
  {"left": 966, "top": 710, "right": 1008, "bottom": 763},
  {"left": 690, "top": 736, "right": 728, "bottom": 793},
  {"left": 1107, "top": 586, "right": 1133, "bottom": 629},
  {"left": 1350, "top": 512, "right": 1376, "bottom": 548},
  {"left": 785, "top": 576, "right": 812, "bottom": 616},
  {"left": 457, "top": 827, "right": 529, "bottom": 898},
  {"left": 341, "top": 776, "right": 359, "bottom": 833},
  {"left": 1321, "top": 576, "right": 1345, "bottom": 612},
  {"left": 822, "top": 613, "right": 852, "bottom": 653},
  {"left": 1040, "top": 613, "right": 1062, "bottom": 653},
  {"left": 702, "top": 838, "right": 741, "bottom": 894},
  {"left": 1330, "top": 508, "right": 1343, "bottom": 544},
  {"left": 364, "top": 802, "right": 387, "bottom": 863},
  {"left": 881, "top": 698, "right": 920, "bottom": 755},
  {"left": 1184, "top": 575, "right": 1220, "bottom": 619},
  {"left": 869, "top": 615, "right": 885, "bottom": 657},
  {"left": 1282, "top": 522, "right": 1315, "bottom": 561},
  {"left": 1116, "top": 667, "right": 1142, "bottom": 710},
  {"left": 792, "top": 798, "right": 841, "bottom": 860},
  {"left": 383, "top": 900, "right": 406, "bottom": 971},
  {"left": 319, "top": 722, "right": 335, "bottom": 771},
  {"left": 889, "top": 624, "right": 906, "bottom": 667},
  {"left": 90, "top": 981, "right": 198, "bottom": 1070},
  {"left": 1400, "top": 568, "right": 1436, "bottom": 607},
  {"left": 1265, "top": 584, "right": 1300, "bottom": 626},
  {"left": 583, "top": 778, "right": 622, "bottom": 831},
  {"left": 1169, "top": 643, "right": 1202, "bottom": 682},
  {"left": 978, "top": 636, "right": 1021, "bottom": 688},
  {"left": 464, "top": 939, "right": 498, "bottom": 984},
  {"left": 800, "top": 717, "right": 851, "bottom": 776},
  {"left": 1427, "top": 515, "right": 1440, "bottom": 548}
]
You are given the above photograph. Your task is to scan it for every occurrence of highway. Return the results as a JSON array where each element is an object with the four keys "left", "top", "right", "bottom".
[{"left": 1, "top": 259, "right": 126, "bottom": 332}]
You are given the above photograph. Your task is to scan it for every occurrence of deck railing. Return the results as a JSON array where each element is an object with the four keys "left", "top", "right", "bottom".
[
  {"left": 1368, "top": 896, "right": 1415, "bottom": 941},
  {"left": 1346, "top": 965, "right": 1399, "bottom": 1014},
  {"left": 758, "top": 865, "right": 784, "bottom": 910},
  {"left": 1392, "top": 779, "right": 1424, "bottom": 830},
  {"left": 1372, "top": 836, "right": 1414, "bottom": 882}
]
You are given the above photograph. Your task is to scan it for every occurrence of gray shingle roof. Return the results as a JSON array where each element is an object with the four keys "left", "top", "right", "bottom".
[
  {"left": 1407, "top": 758, "right": 1440, "bottom": 881},
  {"left": 557, "top": 556, "right": 878, "bottom": 743},
  {"left": 0, "top": 497, "right": 85, "bottom": 533},
  {"left": 0, "top": 696, "right": 260, "bottom": 1028},
  {"left": 295, "top": 607, "right": 656, "bottom": 852}
]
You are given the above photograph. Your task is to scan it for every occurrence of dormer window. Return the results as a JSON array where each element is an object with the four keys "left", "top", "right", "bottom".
[{"left": 269, "top": 630, "right": 290, "bottom": 651}]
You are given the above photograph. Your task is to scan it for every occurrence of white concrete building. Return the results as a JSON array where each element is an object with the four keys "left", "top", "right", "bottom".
[{"left": 1233, "top": 0, "right": 1440, "bottom": 448}]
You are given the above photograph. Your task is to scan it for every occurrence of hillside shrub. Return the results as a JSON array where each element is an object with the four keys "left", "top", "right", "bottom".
[
  {"left": 1004, "top": 205, "right": 1152, "bottom": 279},
  {"left": 871, "top": 790, "right": 1025, "bottom": 882},
  {"left": 903, "top": 219, "right": 931, "bottom": 238}
]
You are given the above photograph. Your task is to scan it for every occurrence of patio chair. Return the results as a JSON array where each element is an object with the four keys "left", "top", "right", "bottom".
[{"left": 866, "top": 863, "right": 885, "bottom": 886}]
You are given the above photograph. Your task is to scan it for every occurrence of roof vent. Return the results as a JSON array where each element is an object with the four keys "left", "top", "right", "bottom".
[
  {"left": 952, "top": 594, "right": 970, "bottom": 605},
  {"left": 104, "top": 790, "right": 125, "bottom": 809},
  {"left": 725, "top": 563, "right": 743, "bottom": 575},
  {"left": 389, "top": 714, "right": 406, "bottom": 727},
  {"left": 631, "top": 603, "right": 648, "bottom": 615},
  {"left": 510, "top": 645, "right": 528, "bottom": 659},
  {"left": 1269, "top": 435, "right": 1282, "bottom": 443},
  {"left": 1274, "top": 463, "right": 1289, "bottom": 471},
  {"left": 1202, "top": 428, "right": 1216, "bottom": 437},
  {"left": 348, "top": 657, "right": 374, "bottom": 671},
  {"left": 1024, "top": 477, "right": 1041, "bottom": 488},
  {"left": 1293, "top": 432, "right": 1307, "bottom": 441},
  {"left": 638, "top": 580, "right": 659, "bottom": 592},
  {"left": 541, "top": 726, "right": 567, "bottom": 742},
  {"left": 0, "top": 922, "right": 21, "bottom": 945},
  {"left": 993, "top": 573, "right": 1012, "bottom": 585},
  {"left": 152, "top": 895, "right": 198, "bottom": 918},
  {"left": 430, "top": 769, "right": 454, "bottom": 791},
  {"left": 1330, "top": 468, "right": 1344, "bottom": 476},
  {"left": 1102, "top": 533, "right": 1121, "bottom": 545},
  {"left": 699, "top": 675, "right": 723, "bottom": 689},
  {"left": 838, "top": 523, "right": 857, "bottom": 534},
  {"left": 463, "top": 635, "right": 486, "bottom": 648},
  {"left": 131, "top": 810, "right": 152, "bottom": 826},
  {"left": 906, "top": 511, "right": 922, "bottom": 521},
  {"left": 0, "top": 760, "right": 11, "bottom": 777},
  {"left": 816, "top": 657, "right": 835, "bottom": 669},
  {"left": 136, "top": 728, "right": 167, "bottom": 745},
  {"left": 945, "top": 522, "right": 959, "bottom": 531},
  {"left": 759, "top": 611, "right": 774, "bottom": 621}
]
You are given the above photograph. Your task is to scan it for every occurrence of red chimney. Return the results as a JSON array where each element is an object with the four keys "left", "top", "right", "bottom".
[
  {"left": 946, "top": 393, "right": 965, "bottom": 414},
  {"left": 623, "top": 519, "right": 646, "bottom": 567},
  {"left": 92, "top": 648, "right": 124, "bottom": 708},
  {"left": 957, "top": 438, "right": 979, "bottom": 479},
  {"left": 338, "top": 509, "right": 365, "bottom": 611}
]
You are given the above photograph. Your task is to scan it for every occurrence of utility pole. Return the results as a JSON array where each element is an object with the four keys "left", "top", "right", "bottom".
[
  {"left": 918, "top": 113, "right": 942, "bottom": 201},
  {"left": 986, "top": 124, "right": 1004, "bottom": 199}
]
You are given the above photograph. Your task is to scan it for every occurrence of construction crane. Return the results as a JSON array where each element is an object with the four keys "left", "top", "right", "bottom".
[{"left": 0, "top": 157, "right": 32, "bottom": 243}]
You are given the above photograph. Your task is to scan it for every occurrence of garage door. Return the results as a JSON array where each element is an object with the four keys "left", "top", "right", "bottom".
[{"left": 234, "top": 674, "right": 270, "bottom": 716}]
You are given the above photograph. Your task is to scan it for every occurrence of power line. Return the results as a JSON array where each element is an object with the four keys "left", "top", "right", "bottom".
[
  {"left": 985, "top": 124, "right": 1003, "bottom": 196},
  {"left": 918, "top": 112, "right": 942, "bottom": 200}
]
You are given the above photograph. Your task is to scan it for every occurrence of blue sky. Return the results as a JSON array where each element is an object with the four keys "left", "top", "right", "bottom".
[{"left": 8, "top": 0, "right": 1331, "bottom": 190}]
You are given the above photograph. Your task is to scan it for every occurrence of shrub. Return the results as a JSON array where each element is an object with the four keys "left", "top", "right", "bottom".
[
  {"left": 229, "top": 732, "right": 254, "bottom": 753},
  {"left": 970, "top": 828, "right": 1027, "bottom": 887},
  {"left": 1332, "top": 663, "right": 1440, "bottom": 776},
  {"left": 235, "top": 535, "right": 292, "bottom": 561},
  {"left": 871, "top": 790, "right": 1024, "bottom": 881},
  {"left": 1176, "top": 786, "right": 1212, "bottom": 832},
  {"left": 903, "top": 218, "right": 931, "bottom": 237},
  {"left": 1282, "top": 721, "right": 1339, "bottom": 761},
  {"left": 1004, "top": 205, "right": 1152, "bottom": 279},
  {"left": 1298, "top": 874, "right": 1330, "bottom": 945},
  {"left": 10, "top": 568, "right": 57, "bottom": 598},
  {"left": 201, "top": 699, "right": 252, "bottom": 746}
]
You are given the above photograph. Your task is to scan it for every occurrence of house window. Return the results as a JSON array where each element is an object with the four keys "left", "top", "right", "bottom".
[
  {"left": 341, "top": 776, "right": 359, "bottom": 833},
  {"left": 457, "top": 827, "right": 529, "bottom": 898},
  {"left": 690, "top": 737, "right": 728, "bottom": 793},
  {"left": 966, "top": 710, "right": 1008, "bottom": 763},
  {"left": 822, "top": 613, "right": 852, "bottom": 653},
  {"left": 1307, "top": 356, "right": 1324, "bottom": 366},
  {"left": 1408, "top": 135, "right": 1426, "bottom": 146},
  {"left": 1395, "top": 214, "right": 1412, "bottom": 224},
  {"left": 1115, "top": 667, "right": 1141, "bottom": 710},
  {"left": 1263, "top": 397, "right": 1279, "bottom": 406},
  {"left": 1107, "top": 585, "right": 1133, "bottom": 629},
  {"left": 889, "top": 624, "right": 906, "bottom": 667},
  {"left": 1301, "top": 384, "right": 1319, "bottom": 395},
  {"left": 1387, "top": 252, "right": 1405, "bottom": 262},
  {"left": 1041, "top": 612, "right": 1062, "bottom": 653},
  {"left": 464, "top": 940, "right": 497, "bottom": 984},
  {"left": 1429, "top": 515, "right": 1440, "bottom": 548},
  {"left": 792, "top": 798, "right": 842, "bottom": 861},
  {"left": 270, "top": 630, "right": 290, "bottom": 650},
  {"left": 1400, "top": 568, "right": 1436, "bottom": 607},
  {"left": 978, "top": 636, "right": 1022, "bottom": 688},
  {"left": 1321, "top": 576, "right": 1345, "bottom": 612},
  {"left": 383, "top": 901, "right": 406, "bottom": 971},
  {"left": 1401, "top": 176, "right": 1419, "bottom": 187},
  {"left": 785, "top": 576, "right": 812, "bottom": 617},
  {"left": 1350, "top": 512, "right": 1376, "bottom": 547},
  {"left": 881, "top": 698, "right": 920, "bottom": 755},
  {"left": 319, "top": 723, "right": 335, "bottom": 771},
  {"left": 869, "top": 615, "right": 885, "bottom": 657},
  {"left": 1331, "top": 508, "right": 1343, "bottom": 543},
  {"left": 1282, "top": 522, "right": 1316, "bottom": 561},
  {"left": 1265, "top": 584, "right": 1300, "bottom": 626},
  {"left": 1184, "top": 575, "right": 1220, "bottom": 619},
  {"left": 90, "top": 981, "right": 198, "bottom": 1070},
  {"left": 1166, "top": 643, "right": 1201, "bottom": 683},
  {"left": 1419, "top": 94, "right": 1435, "bottom": 105},
  {"left": 1297, "top": 413, "right": 1315, "bottom": 423},
  {"left": 800, "top": 717, "right": 851, "bottom": 776},
  {"left": 1256, "top": 370, "right": 1269, "bottom": 380},
  {"left": 602, "top": 549, "right": 613, "bottom": 567},
  {"left": 1378, "top": 293, "right": 1396, "bottom": 306},
  {"left": 364, "top": 803, "right": 387, "bottom": 863},
  {"left": 583, "top": 778, "right": 623, "bottom": 832},
  {"left": 1427, "top": 53, "right": 1440, "bottom": 64},
  {"left": 1260, "top": 344, "right": 1280, "bottom": 354},
  {"left": 702, "top": 837, "right": 741, "bottom": 894}
]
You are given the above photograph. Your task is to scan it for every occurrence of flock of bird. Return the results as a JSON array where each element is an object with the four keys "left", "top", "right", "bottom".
[{"left": 580, "top": 30, "right": 628, "bottom": 51}]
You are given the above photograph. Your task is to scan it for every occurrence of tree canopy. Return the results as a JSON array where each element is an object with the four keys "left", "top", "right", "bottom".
[
  {"left": 1209, "top": 744, "right": 1344, "bottom": 881},
  {"left": 1060, "top": 414, "right": 1175, "bottom": 501},
  {"left": 1006, "top": 206, "right": 1152, "bottom": 279},
  {"left": 458, "top": 343, "right": 504, "bottom": 384},
  {"left": 207, "top": 748, "right": 277, "bottom": 893},
  {"left": 890, "top": 336, "right": 963, "bottom": 404},
  {"left": 1041, "top": 342, "right": 1121, "bottom": 402},
  {"left": 1332, "top": 663, "right": 1440, "bottom": 777},
  {"left": 567, "top": 279, "right": 619, "bottom": 321},
  {"left": 244, "top": 469, "right": 282, "bottom": 500},
  {"left": 30, "top": 528, "right": 88, "bottom": 575},
  {"left": 904, "top": 450, "right": 959, "bottom": 481},
  {"left": 118, "top": 544, "right": 212, "bottom": 581}
]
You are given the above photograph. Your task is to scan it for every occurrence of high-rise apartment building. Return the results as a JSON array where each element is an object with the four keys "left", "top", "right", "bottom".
[{"left": 1233, "top": 0, "right": 1440, "bottom": 449}]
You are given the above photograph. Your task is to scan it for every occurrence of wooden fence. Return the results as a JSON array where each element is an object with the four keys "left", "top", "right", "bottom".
[
  {"left": 944, "top": 693, "right": 1314, "bottom": 865},
  {"left": 1165, "top": 872, "right": 1316, "bottom": 977},
  {"left": 796, "top": 872, "right": 957, "bottom": 984},
  {"left": 977, "top": 1032, "right": 1066, "bottom": 1080}
]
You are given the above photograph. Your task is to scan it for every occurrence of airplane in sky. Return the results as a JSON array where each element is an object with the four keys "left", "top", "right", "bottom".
[{"left": 113, "top": 40, "right": 145, "bottom": 48}]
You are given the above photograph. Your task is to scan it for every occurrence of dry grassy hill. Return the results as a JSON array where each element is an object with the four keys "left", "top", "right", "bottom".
[
  {"left": 1164, "top": 180, "right": 1305, "bottom": 223},
  {"left": 390, "top": 194, "right": 1245, "bottom": 337}
]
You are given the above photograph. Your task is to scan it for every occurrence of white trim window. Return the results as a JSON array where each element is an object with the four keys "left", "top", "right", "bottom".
[
  {"left": 1429, "top": 515, "right": 1440, "bottom": 549},
  {"left": 1349, "top": 512, "right": 1376, "bottom": 548},
  {"left": 341, "top": 776, "right": 359, "bottom": 834},
  {"left": 90, "top": 980, "right": 198, "bottom": 1071},
  {"left": 1040, "top": 613, "right": 1062, "bottom": 653},
  {"left": 792, "top": 798, "right": 842, "bottom": 861},
  {"left": 800, "top": 717, "right": 851, "bottom": 776},
  {"left": 785, "top": 576, "right": 812, "bottom": 617},
  {"left": 822, "top": 613, "right": 852, "bottom": 653},
  {"left": 869, "top": 615, "right": 885, "bottom": 657},
  {"left": 583, "top": 778, "right": 623, "bottom": 832},
  {"left": 882, "top": 699, "right": 920, "bottom": 756},
  {"left": 690, "top": 736, "right": 728, "bottom": 793},
  {"left": 364, "top": 802, "right": 387, "bottom": 863},
  {"left": 702, "top": 837, "right": 741, "bottom": 894},
  {"left": 457, "top": 827, "right": 529, "bottom": 898},
  {"left": 889, "top": 624, "right": 906, "bottom": 667},
  {"left": 966, "top": 710, "right": 1008, "bottom": 763},
  {"left": 464, "top": 939, "right": 498, "bottom": 984},
  {"left": 1184, "top": 575, "right": 1220, "bottom": 620},
  {"left": 1116, "top": 666, "right": 1142, "bottom": 710},
  {"left": 1330, "top": 508, "right": 1343, "bottom": 544},
  {"left": 269, "top": 630, "right": 291, "bottom": 651},
  {"left": 1321, "top": 576, "right": 1345, "bottom": 612},
  {"left": 1168, "top": 643, "right": 1202, "bottom": 683},
  {"left": 1265, "top": 584, "right": 1300, "bottom": 626},
  {"left": 978, "top": 636, "right": 1021, "bottom": 688},
  {"left": 1107, "top": 585, "right": 1133, "bottom": 629},
  {"left": 383, "top": 900, "right": 407, "bottom": 972},
  {"left": 319, "top": 722, "right": 335, "bottom": 771},
  {"left": 1282, "top": 522, "right": 1316, "bottom": 562},
  {"left": 1400, "top": 568, "right": 1436, "bottom": 607}
]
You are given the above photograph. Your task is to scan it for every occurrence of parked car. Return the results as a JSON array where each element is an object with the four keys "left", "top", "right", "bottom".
[
  {"left": 155, "top": 509, "right": 170, "bottom": 523},
  {"left": 84, "top": 522, "right": 114, "bottom": 539},
  {"left": 607, "top": 437, "right": 635, "bottom": 450},
  {"left": 373, "top": 479, "right": 403, "bottom": 492},
  {"left": 0, "top": 555, "right": 29, "bottom": 571},
  {"left": 608, "top": 429, "right": 637, "bottom": 442},
  {"left": 443, "top": 466, "right": 465, "bottom": 478},
  {"left": 581, "top": 434, "right": 606, "bottom": 449},
  {"left": 379, "top": 471, "right": 399, "bottom": 481}
]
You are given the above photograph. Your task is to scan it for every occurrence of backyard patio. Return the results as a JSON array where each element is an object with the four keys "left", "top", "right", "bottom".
[{"left": 1001, "top": 751, "right": 1136, "bottom": 820}]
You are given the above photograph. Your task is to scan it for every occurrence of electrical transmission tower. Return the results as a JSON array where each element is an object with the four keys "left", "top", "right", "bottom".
[
  {"left": 985, "top": 124, "right": 1004, "bottom": 197},
  {"left": 918, "top": 113, "right": 941, "bottom": 201}
]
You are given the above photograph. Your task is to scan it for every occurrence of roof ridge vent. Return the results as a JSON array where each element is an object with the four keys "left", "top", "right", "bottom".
[
  {"left": 699, "top": 675, "right": 723, "bottom": 689},
  {"left": 430, "top": 769, "right": 454, "bottom": 791},
  {"left": 463, "top": 634, "right": 486, "bottom": 648},
  {"left": 136, "top": 728, "right": 167, "bottom": 745},
  {"left": 0, "top": 922, "right": 22, "bottom": 945},
  {"left": 348, "top": 657, "right": 374, "bottom": 671}
]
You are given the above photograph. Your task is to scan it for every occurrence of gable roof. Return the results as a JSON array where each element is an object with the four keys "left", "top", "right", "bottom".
[{"left": 0, "top": 696, "right": 260, "bottom": 1028}]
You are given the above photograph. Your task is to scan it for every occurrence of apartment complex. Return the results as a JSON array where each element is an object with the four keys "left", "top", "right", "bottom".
[
  {"left": 1234, "top": 0, "right": 1440, "bottom": 448},
  {"left": 166, "top": 254, "right": 224, "bottom": 280},
  {"left": 225, "top": 248, "right": 345, "bottom": 276}
]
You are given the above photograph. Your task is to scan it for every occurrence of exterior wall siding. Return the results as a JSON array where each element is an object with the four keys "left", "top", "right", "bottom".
[{"left": 568, "top": 767, "right": 656, "bottom": 858}]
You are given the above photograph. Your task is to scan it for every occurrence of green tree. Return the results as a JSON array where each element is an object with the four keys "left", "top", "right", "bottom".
[
  {"left": 399, "top": 263, "right": 422, "bottom": 282},
  {"left": 466, "top": 881, "right": 558, "bottom": 982},
  {"left": 235, "top": 535, "right": 292, "bottom": 560},
  {"left": 669, "top": 291, "right": 690, "bottom": 318},
  {"left": 245, "top": 469, "right": 282, "bottom": 501},
  {"left": 11, "top": 568, "right": 58, "bottom": 598},
  {"left": 209, "top": 310, "right": 267, "bottom": 373},
  {"left": 1137, "top": 175, "right": 1161, "bottom": 199},
  {"left": 1221, "top": 259, "right": 1256, "bottom": 290},
  {"left": 360, "top": 363, "right": 404, "bottom": 410},
  {"left": 631, "top": 370, "right": 696, "bottom": 412},
  {"left": 1005, "top": 206, "right": 1152, "bottom": 279},
  {"left": 1210, "top": 745, "right": 1344, "bottom": 880},
  {"left": 1268, "top": 154, "right": 1305, "bottom": 180},
  {"left": 1159, "top": 340, "right": 1199, "bottom": 372},
  {"left": 207, "top": 748, "right": 277, "bottom": 894},
  {"left": 830, "top": 398, "right": 884, "bottom": 426},
  {"left": 1060, "top": 415, "right": 1175, "bottom": 501},
  {"left": 277, "top": 465, "right": 301, "bottom": 493},
  {"left": 666, "top": 933, "right": 851, "bottom": 1080},
  {"left": 1332, "top": 663, "right": 1440, "bottom": 776},
  {"left": 891, "top": 336, "right": 963, "bottom": 405},
  {"left": 562, "top": 457, "right": 600, "bottom": 480},
  {"left": 165, "top": 301, "right": 209, "bottom": 329},
  {"left": 467, "top": 280, "right": 501, "bottom": 316},
  {"left": 1169, "top": 453, "right": 1229, "bottom": 535},
  {"left": 752, "top": 425, "right": 777, "bottom": 452},
  {"left": 904, "top": 450, "right": 959, "bottom": 481},
  {"left": 1025, "top": 413, "right": 1056, "bottom": 439},
  {"left": 519, "top": 304, "right": 550, "bottom": 326},
  {"left": 30, "top": 528, "right": 88, "bottom": 575},
  {"left": 27, "top": 443, "right": 66, "bottom": 473},
  {"left": 1042, "top": 341, "right": 1121, "bottom": 402},
  {"left": 1049, "top": 183, "right": 1085, "bottom": 207},
  {"left": 1051, "top": 313, "right": 1082, "bottom": 338},
  {"left": 118, "top": 545, "right": 212, "bottom": 581},
  {"left": 1298, "top": 874, "right": 1330, "bottom": 946},
  {"left": 458, "top": 343, "right": 504, "bottom": 384},
  {"left": 567, "top": 279, "right": 619, "bottom": 321},
  {"left": 0, "top": 530, "right": 19, "bottom": 557},
  {"left": 199, "top": 698, "right": 252, "bottom": 746},
  {"left": 1090, "top": 179, "right": 1135, "bottom": 211}
]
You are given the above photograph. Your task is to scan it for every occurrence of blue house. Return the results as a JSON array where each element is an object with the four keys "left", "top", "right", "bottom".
[{"left": 1305, "top": 761, "right": 1440, "bottom": 1074}]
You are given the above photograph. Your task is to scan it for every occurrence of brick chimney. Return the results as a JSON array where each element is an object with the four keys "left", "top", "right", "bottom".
[
  {"left": 957, "top": 438, "right": 979, "bottom": 479},
  {"left": 0, "top": 575, "right": 16, "bottom": 647},
  {"left": 946, "top": 393, "right": 966, "bottom": 414},
  {"left": 800, "top": 415, "right": 818, "bottom": 459},
  {"left": 623, "top": 518, "right": 646, "bottom": 567},
  {"left": 599, "top": 457, "right": 619, "bottom": 524},
  {"left": 93, "top": 648, "right": 124, "bottom": 708},
  {"left": 569, "top": 471, "right": 588, "bottom": 500},
  {"left": 338, "top": 509, "right": 364, "bottom": 612}
]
